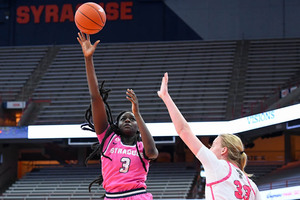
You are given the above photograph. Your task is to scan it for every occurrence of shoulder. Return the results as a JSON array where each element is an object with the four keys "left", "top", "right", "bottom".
[
  {"left": 97, "top": 125, "right": 115, "bottom": 142},
  {"left": 196, "top": 145, "right": 222, "bottom": 165}
]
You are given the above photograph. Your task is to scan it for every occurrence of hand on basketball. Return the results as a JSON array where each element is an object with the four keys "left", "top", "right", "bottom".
[
  {"left": 77, "top": 31, "right": 100, "bottom": 58},
  {"left": 126, "top": 89, "right": 140, "bottom": 115},
  {"left": 157, "top": 72, "right": 169, "bottom": 99}
]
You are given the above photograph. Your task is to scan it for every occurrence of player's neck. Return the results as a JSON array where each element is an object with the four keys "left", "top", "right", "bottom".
[{"left": 121, "top": 136, "right": 136, "bottom": 145}]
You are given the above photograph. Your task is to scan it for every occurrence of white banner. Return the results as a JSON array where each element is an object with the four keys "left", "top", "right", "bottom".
[
  {"left": 260, "top": 186, "right": 300, "bottom": 200},
  {"left": 28, "top": 103, "right": 300, "bottom": 139}
]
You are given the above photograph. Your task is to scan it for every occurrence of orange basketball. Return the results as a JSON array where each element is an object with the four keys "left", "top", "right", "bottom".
[{"left": 75, "top": 2, "right": 106, "bottom": 35}]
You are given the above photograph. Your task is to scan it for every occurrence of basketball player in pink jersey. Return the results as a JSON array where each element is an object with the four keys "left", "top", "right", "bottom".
[
  {"left": 158, "top": 72, "right": 262, "bottom": 200},
  {"left": 77, "top": 32, "right": 159, "bottom": 200}
]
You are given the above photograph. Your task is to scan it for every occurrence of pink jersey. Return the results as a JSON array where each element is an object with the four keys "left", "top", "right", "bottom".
[
  {"left": 196, "top": 146, "right": 262, "bottom": 200},
  {"left": 97, "top": 126, "right": 150, "bottom": 193}
]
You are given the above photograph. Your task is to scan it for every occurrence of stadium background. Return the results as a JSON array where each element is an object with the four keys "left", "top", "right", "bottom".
[{"left": 0, "top": 0, "right": 300, "bottom": 199}]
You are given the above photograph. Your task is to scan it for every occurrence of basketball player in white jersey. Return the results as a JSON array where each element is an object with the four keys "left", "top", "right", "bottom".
[{"left": 158, "top": 72, "right": 262, "bottom": 200}]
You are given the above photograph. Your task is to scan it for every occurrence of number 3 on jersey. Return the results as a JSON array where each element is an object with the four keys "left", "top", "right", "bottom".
[
  {"left": 234, "top": 180, "right": 251, "bottom": 200},
  {"left": 119, "top": 157, "right": 131, "bottom": 173}
]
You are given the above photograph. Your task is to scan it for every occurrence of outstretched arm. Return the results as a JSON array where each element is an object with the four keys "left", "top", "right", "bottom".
[
  {"left": 126, "top": 89, "right": 158, "bottom": 160},
  {"left": 77, "top": 32, "right": 108, "bottom": 134},
  {"left": 157, "top": 72, "right": 203, "bottom": 156}
]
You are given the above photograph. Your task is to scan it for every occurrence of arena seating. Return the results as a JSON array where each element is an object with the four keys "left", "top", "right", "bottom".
[
  {"left": 0, "top": 162, "right": 197, "bottom": 200},
  {"left": 242, "top": 38, "right": 300, "bottom": 115},
  {"left": 244, "top": 161, "right": 284, "bottom": 183},
  {"left": 0, "top": 161, "right": 289, "bottom": 199},
  {"left": 1, "top": 38, "right": 300, "bottom": 199},
  {"left": 19, "top": 38, "right": 298, "bottom": 125},
  {"left": 0, "top": 39, "right": 299, "bottom": 124},
  {"left": 0, "top": 46, "right": 48, "bottom": 102},
  {"left": 31, "top": 40, "right": 236, "bottom": 124},
  {"left": 256, "top": 161, "right": 300, "bottom": 191}
]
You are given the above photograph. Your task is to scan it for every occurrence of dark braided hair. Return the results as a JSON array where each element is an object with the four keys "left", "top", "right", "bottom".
[{"left": 81, "top": 81, "right": 147, "bottom": 192}]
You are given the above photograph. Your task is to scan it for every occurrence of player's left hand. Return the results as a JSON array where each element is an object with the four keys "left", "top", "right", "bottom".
[{"left": 126, "top": 89, "right": 140, "bottom": 115}]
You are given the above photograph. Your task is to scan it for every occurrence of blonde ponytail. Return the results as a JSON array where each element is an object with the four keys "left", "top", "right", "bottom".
[{"left": 219, "top": 134, "right": 251, "bottom": 176}]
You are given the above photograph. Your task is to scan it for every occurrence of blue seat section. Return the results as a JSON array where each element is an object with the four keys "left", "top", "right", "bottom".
[
  {"left": 0, "top": 46, "right": 48, "bottom": 101},
  {"left": 0, "top": 163, "right": 197, "bottom": 199},
  {"left": 32, "top": 40, "right": 236, "bottom": 125}
]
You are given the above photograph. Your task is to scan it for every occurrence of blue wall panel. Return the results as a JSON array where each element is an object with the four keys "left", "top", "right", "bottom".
[
  {"left": 0, "top": 0, "right": 300, "bottom": 46},
  {"left": 3, "top": 0, "right": 200, "bottom": 45}
]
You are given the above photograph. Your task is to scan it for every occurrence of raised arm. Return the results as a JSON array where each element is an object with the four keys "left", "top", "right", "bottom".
[
  {"left": 157, "top": 72, "right": 203, "bottom": 156},
  {"left": 77, "top": 32, "right": 108, "bottom": 134},
  {"left": 126, "top": 89, "right": 158, "bottom": 160}
]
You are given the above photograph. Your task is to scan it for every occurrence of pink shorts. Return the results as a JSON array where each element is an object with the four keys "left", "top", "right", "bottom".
[{"left": 104, "top": 192, "right": 152, "bottom": 200}]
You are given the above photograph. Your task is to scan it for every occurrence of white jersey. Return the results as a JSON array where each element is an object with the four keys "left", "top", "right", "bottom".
[{"left": 196, "top": 146, "right": 262, "bottom": 200}]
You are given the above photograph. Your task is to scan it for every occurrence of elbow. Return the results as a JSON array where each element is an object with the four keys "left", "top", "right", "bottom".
[
  {"left": 146, "top": 149, "right": 159, "bottom": 160},
  {"left": 177, "top": 124, "right": 191, "bottom": 137}
]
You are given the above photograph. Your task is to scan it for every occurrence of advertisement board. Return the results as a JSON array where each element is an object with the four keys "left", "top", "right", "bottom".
[{"left": 27, "top": 103, "right": 300, "bottom": 139}]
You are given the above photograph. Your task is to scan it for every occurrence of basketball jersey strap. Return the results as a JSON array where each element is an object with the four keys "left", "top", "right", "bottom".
[{"left": 105, "top": 187, "right": 147, "bottom": 199}]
